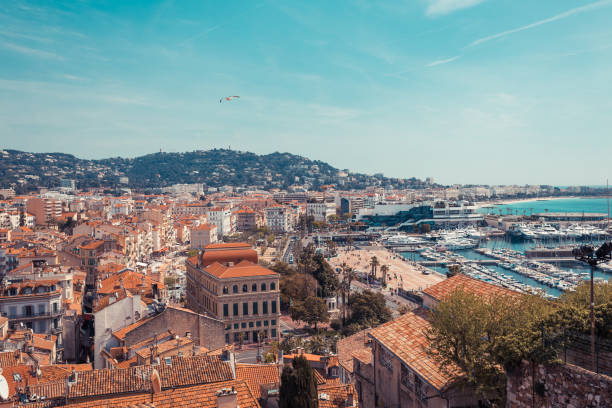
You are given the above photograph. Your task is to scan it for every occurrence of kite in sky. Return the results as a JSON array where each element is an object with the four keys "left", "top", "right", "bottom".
[{"left": 220, "top": 96, "right": 240, "bottom": 103}]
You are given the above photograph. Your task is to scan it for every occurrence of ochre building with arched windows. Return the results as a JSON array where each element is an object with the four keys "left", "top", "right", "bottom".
[{"left": 185, "top": 242, "right": 280, "bottom": 345}]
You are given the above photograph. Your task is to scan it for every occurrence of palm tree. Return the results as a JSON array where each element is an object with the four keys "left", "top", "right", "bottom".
[
  {"left": 343, "top": 266, "right": 356, "bottom": 322},
  {"left": 380, "top": 265, "right": 389, "bottom": 287},
  {"left": 369, "top": 256, "right": 379, "bottom": 280}
]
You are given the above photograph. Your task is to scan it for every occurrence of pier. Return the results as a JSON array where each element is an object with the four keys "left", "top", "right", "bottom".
[{"left": 418, "top": 259, "right": 499, "bottom": 266}]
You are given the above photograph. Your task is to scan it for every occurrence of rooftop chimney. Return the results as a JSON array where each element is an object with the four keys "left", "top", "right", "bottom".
[
  {"left": 150, "top": 369, "right": 161, "bottom": 394},
  {"left": 216, "top": 387, "right": 238, "bottom": 408}
]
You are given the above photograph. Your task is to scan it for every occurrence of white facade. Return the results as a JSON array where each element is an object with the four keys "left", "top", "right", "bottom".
[
  {"left": 265, "top": 206, "right": 292, "bottom": 233},
  {"left": 206, "top": 207, "right": 232, "bottom": 238},
  {"left": 306, "top": 202, "right": 336, "bottom": 222},
  {"left": 93, "top": 293, "right": 144, "bottom": 369}
]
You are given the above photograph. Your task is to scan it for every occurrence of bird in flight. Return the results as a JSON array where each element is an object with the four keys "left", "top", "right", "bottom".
[{"left": 220, "top": 96, "right": 240, "bottom": 103}]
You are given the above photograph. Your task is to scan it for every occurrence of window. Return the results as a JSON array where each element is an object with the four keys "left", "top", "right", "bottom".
[
  {"left": 233, "top": 303, "right": 238, "bottom": 316},
  {"left": 242, "top": 284, "right": 248, "bottom": 293},
  {"left": 271, "top": 328, "right": 277, "bottom": 338},
  {"left": 38, "top": 304, "right": 45, "bottom": 315},
  {"left": 8, "top": 307, "right": 16, "bottom": 318},
  {"left": 234, "top": 323, "right": 239, "bottom": 329},
  {"left": 53, "top": 303, "right": 58, "bottom": 313},
  {"left": 378, "top": 345, "right": 393, "bottom": 371},
  {"left": 271, "top": 319, "right": 276, "bottom": 326},
  {"left": 249, "top": 321, "right": 254, "bottom": 328},
  {"left": 264, "top": 320, "right": 268, "bottom": 326},
  {"left": 241, "top": 322, "right": 246, "bottom": 329},
  {"left": 252, "top": 302, "right": 258, "bottom": 315},
  {"left": 243, "top": 303, "right": 249, "bottom": 315},
  {"left": 252, "top": 283, "right": 257, "bottom": 292},
  {"left": 23, "top": 306, "right": 33, "bottom": 317},
  {"left": 401, "top": 364, "right": 414, "bottom": 389},
  {"left": 256, "top": 321, "right": 261, "bottom": 327},
  {"left": 225, "top": 334, "right": 230, "bottom": 343},
  {"left": 223, "top": 286, "right": 228, "bottom": 294},
  {"left": 223, "top": 304, "right": 229, "bottom": 317},
  {"left": 262, "top": 301, "right": 268, "bottom": 314},
  {"left": 270, "top": 282, "right": 276, "bottom": 290},
  {"left": 261, "top": 283, "right": 267, "bottom": 291},
  {"left": 271, "top": 301, "right": 277, "bottom": 314}
]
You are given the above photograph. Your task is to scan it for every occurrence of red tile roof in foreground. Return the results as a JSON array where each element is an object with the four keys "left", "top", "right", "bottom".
[
  {"left": 368, "top": 309, "right": 461, "bottom": 391},
  {"left": 337, "top": 328, "right": 372, "bottom": 374},
  {"left": 423, "top": 273, "right": 518, "bottom": 303},
  {"left": 236, "top": 363, "right": 280, "bottom": 400},
  {"left": 317, "top": 383, "right": 359, "bottom": 408},
  {"left": 25, "top": 354, "right": 234, "bottom": 402},
  {"left": 62, "top": 379, "right": 259, "bottom": 408}
]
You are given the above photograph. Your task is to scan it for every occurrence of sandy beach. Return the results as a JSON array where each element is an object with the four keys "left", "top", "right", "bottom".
[
  {"left": 475, "top": 196, "right": 581, "bottom": 208},
  {"left": 329, "top": 247, "right": 444, "bottom": 292}
]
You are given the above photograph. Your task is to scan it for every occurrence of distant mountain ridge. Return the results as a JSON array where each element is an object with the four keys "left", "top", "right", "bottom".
[{"left": 0, "top": 149, "right": 429, "bottom": 192}]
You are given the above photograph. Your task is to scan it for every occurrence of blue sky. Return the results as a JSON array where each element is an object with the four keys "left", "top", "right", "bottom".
[{"left": 1, "top": 0, "right": 612, "bottom": 185}]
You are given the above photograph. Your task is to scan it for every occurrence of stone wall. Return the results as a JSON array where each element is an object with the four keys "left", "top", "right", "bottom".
[
  {"left": 122, "top": 306, "right": 225, "bottom": 351},
  {"left": 506, "top": 360, "right": 612, "bottom": 408}
]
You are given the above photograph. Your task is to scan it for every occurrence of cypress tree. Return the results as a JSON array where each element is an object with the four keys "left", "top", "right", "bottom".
[{"left": 279, "top": 355, "right": 319, "bottom": 408}]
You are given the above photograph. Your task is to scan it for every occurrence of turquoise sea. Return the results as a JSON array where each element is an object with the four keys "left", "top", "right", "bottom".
[{"left": 478, "top": 197, "right": 610, "bottom": 216}]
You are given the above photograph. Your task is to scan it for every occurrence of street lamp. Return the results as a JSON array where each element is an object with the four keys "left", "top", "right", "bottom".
[{"left": 572, "top": 241, "right": 612, "bottom": 372}]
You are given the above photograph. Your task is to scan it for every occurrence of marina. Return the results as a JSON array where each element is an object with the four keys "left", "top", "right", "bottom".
[{"left": 384, "top": 198, "right": 612, "bottom": 297}]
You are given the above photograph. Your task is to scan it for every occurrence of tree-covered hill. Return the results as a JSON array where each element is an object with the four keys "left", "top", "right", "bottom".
[{"left": 0, "top": 148, "right": 429, "bottom": 192}]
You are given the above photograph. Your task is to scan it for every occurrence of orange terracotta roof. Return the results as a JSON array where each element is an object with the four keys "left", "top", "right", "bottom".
[
  {"left": 204, "top": 242, "right": 251, "bottom": 250},
  {"left": 368, "top": 309, "right": 460, "bottom": 391},
  {"left": 0, "top": 351, "right": 20, "bottom": 368},
  {"left": 317, "top": 383, "right": 359, "bottom": 408},
  {"left": 79, "top": 240, "right": 105, "bottom": 250},
  {"left": 26, "top": 355, "right": 236, "bottom": 403},
  {"left": 236, "top": 363, "right": 280, "bottom": 400},
  {"left": 423, "top": 274, "right": 518, "bottom": 303},
  {"left": 204, "top": 261, "right": 278, "bottom": 279},
  {"left": 112, "top": 316, "right": 155, "bottom": 341},
  {"left": 201, "top": 248, "right": 258, "bottom": 267},
  {"left": 337, "top": 328, "right": 372, "bottom": 374},
  {"left": 61, "top": 379, "right": 259, "bottom": 408}
]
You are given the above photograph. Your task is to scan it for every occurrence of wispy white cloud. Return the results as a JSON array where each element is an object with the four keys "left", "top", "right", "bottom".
[
  {"left": 426, "top": 0, "right": 487, "bottom": 16},
  {"left": 469, "top": 0, "right": 612, "bottom": 47},
  {"left": 0, "top": 40, "right": 63, "bottom": 59},
  {"left": 426, "top": 55, "right": 460, "bottom": 67},
  {"left": 60, "top": 74, "right": 87, "bottom": 81},
  {"left": 179, "top": 2, "right": 265, "bottom": 46}
]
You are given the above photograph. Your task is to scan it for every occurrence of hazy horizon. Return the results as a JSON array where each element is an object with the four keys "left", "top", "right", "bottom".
[{"left": 1, "top": 0, "right": 612, "bottom": 185}]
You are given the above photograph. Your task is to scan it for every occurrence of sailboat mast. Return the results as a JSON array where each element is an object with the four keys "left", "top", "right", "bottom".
[{"left": 607, "top": 178, "right": 610, "bottom": 232}]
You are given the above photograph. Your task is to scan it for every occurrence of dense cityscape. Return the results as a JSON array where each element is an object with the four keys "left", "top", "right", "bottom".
[
  {"left": 2, "top": 0, "right": 612, "bottom": 406},
  {"left": 0, "top": 159, "right": 610, "bottom": 407}
]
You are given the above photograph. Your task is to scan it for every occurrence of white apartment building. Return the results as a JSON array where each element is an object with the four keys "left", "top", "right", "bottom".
[
  {"left": 306, "top": 202, "right": 336, "bottom": 222},
  {"left": 265, "top": 206, "right": 292, "bottom": 233},
  {"left": 206, "top": 207, "right": 232, "bottom": 238}
]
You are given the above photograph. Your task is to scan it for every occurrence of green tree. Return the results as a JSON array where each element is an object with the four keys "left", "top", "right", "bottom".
[
  {"left": 290, "top": 296, "right": 330, "bottom": 331},
  {"left": 347, "top": 290, "right": 392, "bottom": 329},
  {"left": 369, "top": 256, "right": 379, "bottom": 279},
  {"left": 280, "top": 355, "right": 319, "bottom": 408},
  {"left": 380, "top": 264, "right": 389, "bottom": 286},
  {"left": 447, "top": 264, "right": 462, "bottom": 277},
  {"left": 425, "top": 290, "right": 552, "bottom": 404},
  {"left": 280, "top": 273, "right": 318, "bottom": 311}
]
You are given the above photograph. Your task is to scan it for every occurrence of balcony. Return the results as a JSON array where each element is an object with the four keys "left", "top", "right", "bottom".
[{"left": 5, "top": 309, "right": 64, "bottom": 321}]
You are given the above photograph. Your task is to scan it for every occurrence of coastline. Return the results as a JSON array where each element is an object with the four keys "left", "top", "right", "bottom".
[{"left": 475, "top": 196, "right": 602, "bottom": 208}]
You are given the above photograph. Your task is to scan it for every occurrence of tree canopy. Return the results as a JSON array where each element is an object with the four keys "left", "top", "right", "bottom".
[
  {"left": 344, "top": 290, "right": 392, "bottom": 334},
  {"left": 290, "top": 296, "right": 330, "bottom": 330},
  {"left": 280, "top": 355, "right": 319, "bottom": 408}
]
